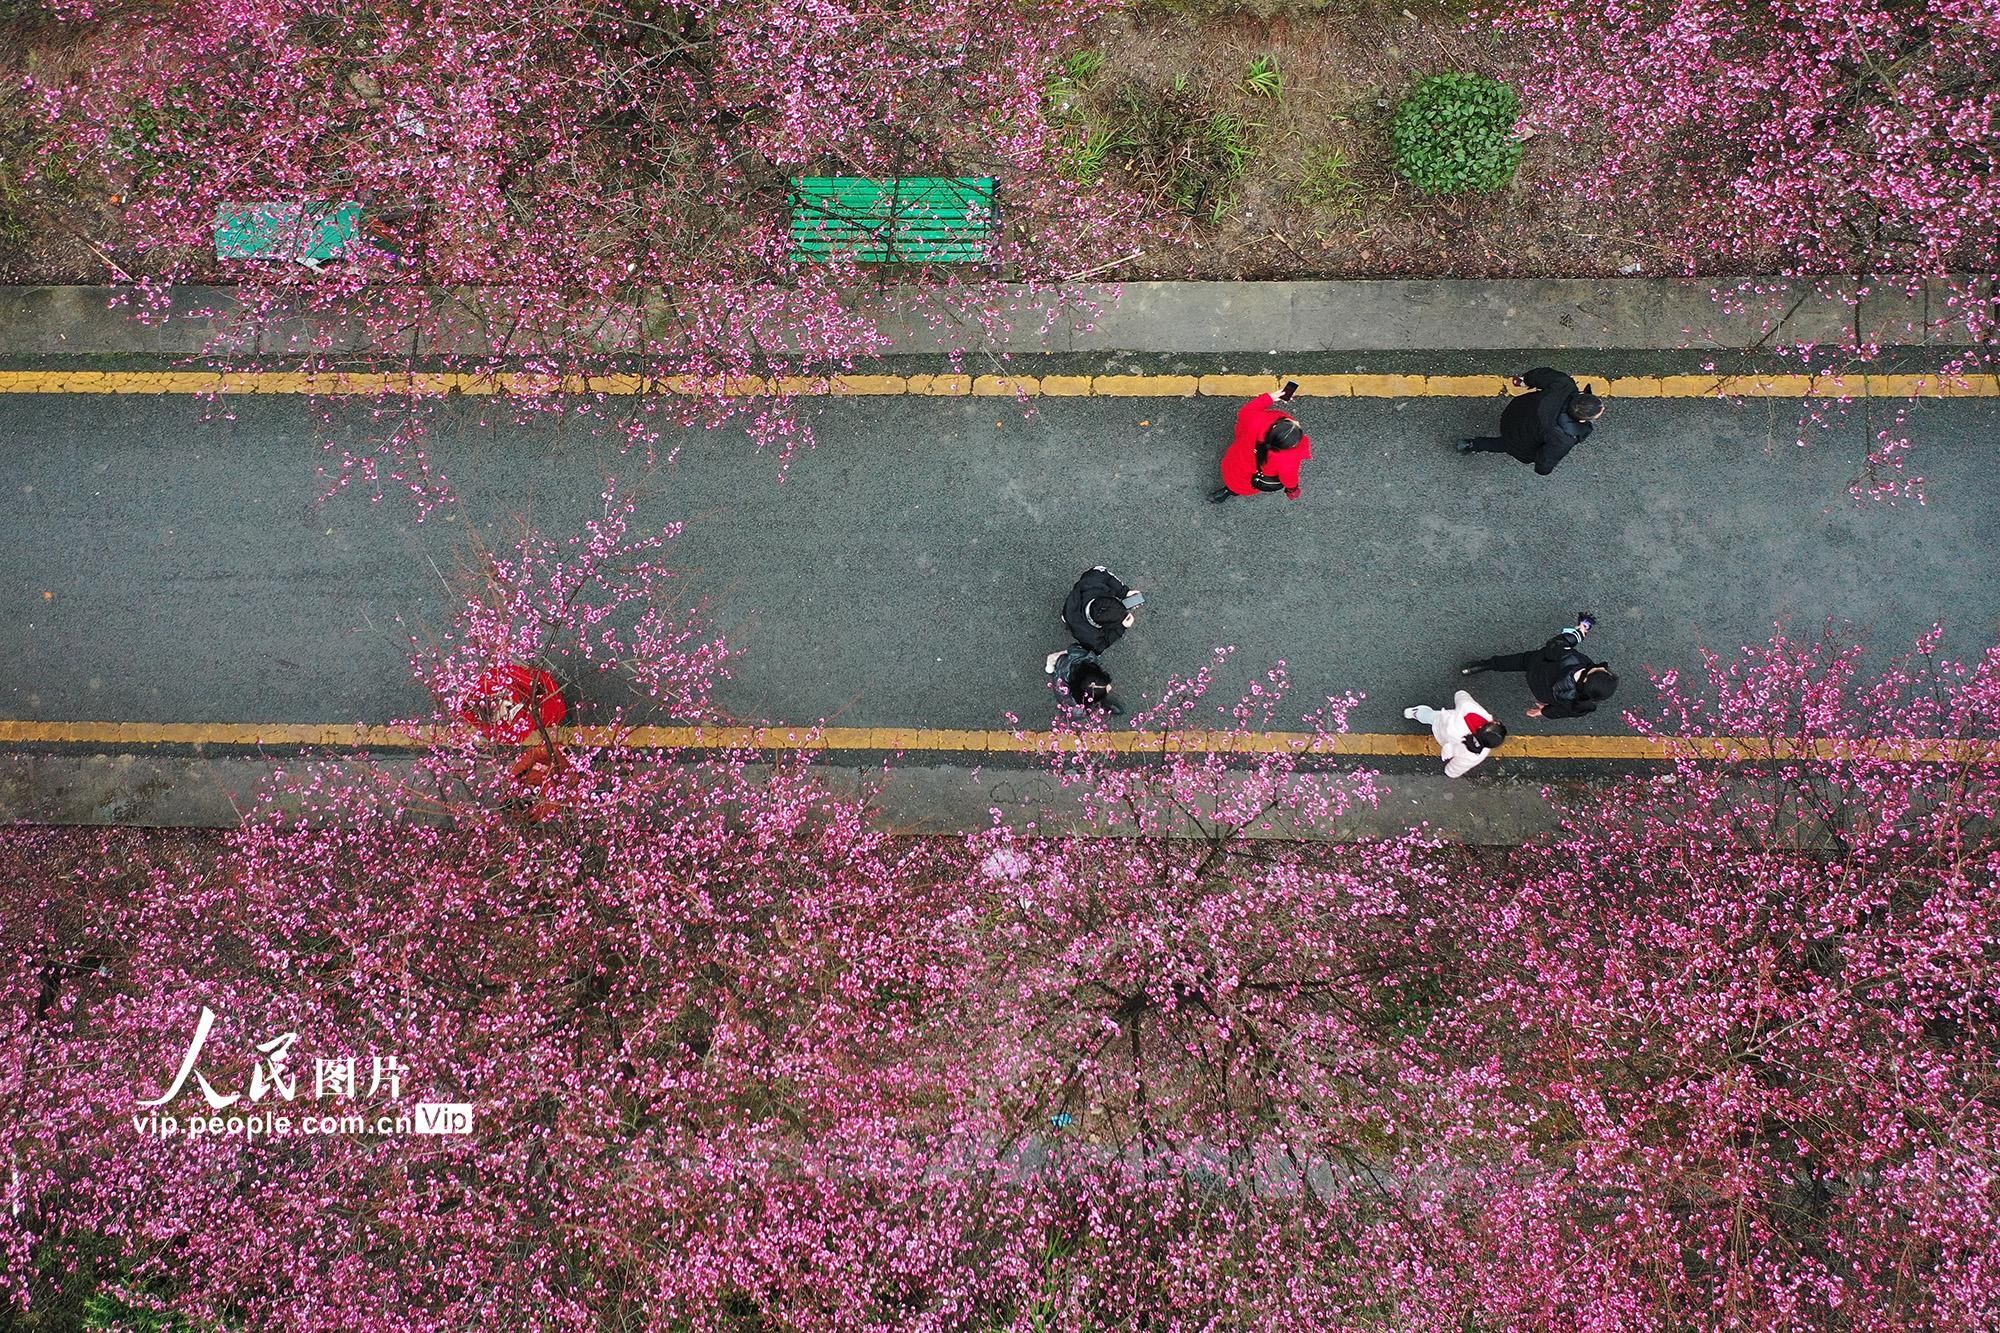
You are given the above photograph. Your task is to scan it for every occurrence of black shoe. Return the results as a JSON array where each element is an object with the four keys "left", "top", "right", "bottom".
[
  {"left": 1460, "top": 661, "right": 1487, "bottom": 676},
  {"left": 1207, "top": 486, "right": 1233, "bottom": 503},
  {"left": 1455, "top": 438, "right": 1476, "bottom": 454}
]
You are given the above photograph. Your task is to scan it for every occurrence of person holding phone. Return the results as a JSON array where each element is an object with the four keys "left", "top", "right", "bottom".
[
  {"left": 1461, "top": 612, "right": 1618, "bottom": 719},
  {"left": 1061, "top": 564, "right": 1144, "bottom": 653},
  {"left": 1210, "top": 380, "right": 1313, "bottom": 503}
]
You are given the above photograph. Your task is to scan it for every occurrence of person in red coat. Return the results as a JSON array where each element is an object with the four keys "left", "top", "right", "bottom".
[
  {"left": 458, "top": 663, "right": 567, "bottom": 743},
  {"left": 1210, "top": 382, "right": 1312, "bottom": 502}
]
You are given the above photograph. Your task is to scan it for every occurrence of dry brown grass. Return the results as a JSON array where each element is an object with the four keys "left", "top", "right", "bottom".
[
  {"left": 0, "top": 9, "right": 134, "bottom": 284},
  {"left": 1079, "top": 3, "right": 1688, "bottom": 280}
]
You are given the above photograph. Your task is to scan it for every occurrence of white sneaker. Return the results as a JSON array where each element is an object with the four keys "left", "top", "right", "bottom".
[{"left": 1403, "top": 707, "right": 1420, "bottom": 720}]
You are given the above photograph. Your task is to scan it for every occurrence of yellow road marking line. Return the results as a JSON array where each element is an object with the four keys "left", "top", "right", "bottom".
[
  {"left": 0, "top": 371, "right": 1992, "bottom": 399},
  {"left": 1, "top": 721, "right": 1994, "bottom": 764}
]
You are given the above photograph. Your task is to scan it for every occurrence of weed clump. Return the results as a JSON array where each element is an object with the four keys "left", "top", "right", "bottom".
[{"left": 1390, "top": 72, "right": 1522, "bottom": 196}]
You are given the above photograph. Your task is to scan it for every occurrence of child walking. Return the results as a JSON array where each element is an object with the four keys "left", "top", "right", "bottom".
[{"left": 1404, "top": 690, "right": 1509, "bottom": 777}]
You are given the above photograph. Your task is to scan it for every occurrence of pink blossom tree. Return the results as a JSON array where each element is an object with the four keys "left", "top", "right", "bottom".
[
  {"left": 1491, "top": 0, "right": 2000, "bottom": 281},
  {"left": 1485, "top": 0, "right": 2000, "bottom": 499},
  {"left": 0, "top": 493, "right": 980, "bottom": 1329},
  {"left": 2, "top": 628, "right": 1485, "bottom": 1328},
  {"left": 919, "top": 658, "right": 1490, "bottom": 1330},
  {"left": 1435, "top": 624, "right": 2000, "bottom": 1329},
  {"left": 27, "top": 0, "right": 1142, "bottom": 504}
]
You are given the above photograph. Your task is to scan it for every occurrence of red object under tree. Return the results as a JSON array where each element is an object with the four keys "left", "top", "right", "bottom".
[{"left": 458, "top": 664, "right": 567, "bottom": 743}]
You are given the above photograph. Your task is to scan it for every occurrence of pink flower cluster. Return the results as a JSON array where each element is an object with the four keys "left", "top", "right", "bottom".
[
  {"left": 1488, "top": 0, "right": 2000, "bottom": 280},
  {"left": 1484, "top": 0, "right": 2000, "bottom": 500}
]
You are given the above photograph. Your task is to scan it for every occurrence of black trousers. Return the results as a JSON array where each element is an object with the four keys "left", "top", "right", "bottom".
[
  {"left": 1469, "top": 650, "right": 1535, "bottom": 673},
  {"left": 1465, "top": 437, "right": 1537, "bottom": 465}
]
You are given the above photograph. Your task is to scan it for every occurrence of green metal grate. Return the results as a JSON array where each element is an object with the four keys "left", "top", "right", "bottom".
[
  {"left": 789, "top": 176, "right": 996, "bottom": 264},
  {"left": 215, "top": 201, "right": 363, "bottom": 264}
]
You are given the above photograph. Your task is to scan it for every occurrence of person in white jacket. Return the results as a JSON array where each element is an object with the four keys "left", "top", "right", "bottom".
[{"left": 1404, "top": 690, "right": 1509, "bottom": 778}]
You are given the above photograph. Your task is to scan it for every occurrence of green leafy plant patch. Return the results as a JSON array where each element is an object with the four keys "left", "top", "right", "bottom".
[{"left": 1391, "top": 72, "right": 1522, "bottom": 196}]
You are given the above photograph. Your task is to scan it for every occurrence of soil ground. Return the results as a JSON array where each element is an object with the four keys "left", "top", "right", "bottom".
[
  {"left": 1076, "top": 3, "right": 1691, "bottom": 281},
  {"left": 0, "top": 7, "right": 117, "bottom": 285}
]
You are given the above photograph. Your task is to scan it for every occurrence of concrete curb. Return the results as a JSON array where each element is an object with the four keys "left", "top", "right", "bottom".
[
  {"left": 0, "top": 754, "right": 1565, "bottom": 844},
  {"left": 0, "top": 278, "right": 1984, "bottom": 358}
]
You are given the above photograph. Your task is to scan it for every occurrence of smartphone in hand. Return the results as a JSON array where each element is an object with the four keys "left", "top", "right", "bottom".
[{"left": 1279, "top": 380, "right": 1300, "bottom": 401}]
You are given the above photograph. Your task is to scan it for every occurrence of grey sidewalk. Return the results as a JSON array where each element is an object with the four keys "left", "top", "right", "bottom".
[
  {"left": 0, "top": 277, "right": 1985, "bottom": 359},
  {"left": 0, "top": 752, "right": 1569, "bottom": 843}
]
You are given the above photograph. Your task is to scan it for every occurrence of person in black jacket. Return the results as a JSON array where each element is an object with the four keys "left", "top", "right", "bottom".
[
  {"left": 1461, "top": 612, "right": 1619, "bottom": 719},
  {"left": 1456, "top": 368, "right": 1604, "bottom": 475},
  {"left": 1044, "top": 644, "right": 1124, "bottom": 716},
  {"left": 1061, "top": 565, "right": 1144, "bottom": 653}
]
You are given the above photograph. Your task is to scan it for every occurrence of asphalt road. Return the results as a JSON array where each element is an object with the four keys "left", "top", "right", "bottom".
[{"left": 4, "top": 390, "right": 1998, "bottom": 735}]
